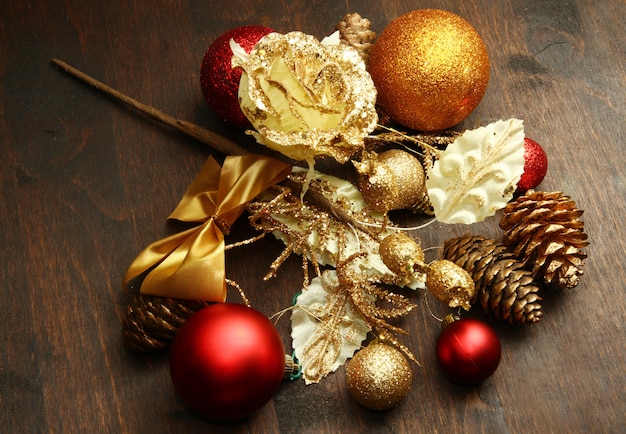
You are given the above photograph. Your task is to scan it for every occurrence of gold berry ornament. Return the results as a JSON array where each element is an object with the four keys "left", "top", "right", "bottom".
[
  {"left": 379, "top": 232, "right": 426, "bottom": 278},
  {"left": 369, "top": 9, "right": 490, "bottom": 131},
  {"left": 354, "top": 149, "right": 426, "bottom": 214},
  {"left": 346, "top": 340, "right": 413, "bottom": 410},
  {"left": 426, "top": 259, "right": 475, "bottom": 311}
]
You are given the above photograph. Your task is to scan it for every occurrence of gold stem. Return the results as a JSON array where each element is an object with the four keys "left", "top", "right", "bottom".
[{"left": 51, "top": 58, "right": 250, "bottom": 157}]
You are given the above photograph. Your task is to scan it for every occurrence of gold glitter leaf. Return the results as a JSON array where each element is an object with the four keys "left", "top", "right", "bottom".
[
  {"left": 250, "top": 168, "right": 424, "bottom": 382},
  {"left": 425, "top": 119, "right": 525, "bottom": 224},
  {"left": 291, "top": 271, "right": 370, "bottom": 384},
  {"left": 248, "top": 167, "right": 426, "bottom": 289}
]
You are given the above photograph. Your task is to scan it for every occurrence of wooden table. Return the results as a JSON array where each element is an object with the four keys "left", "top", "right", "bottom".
[{"left": 1, "top": 1, "right": 624, "bottom": 432}]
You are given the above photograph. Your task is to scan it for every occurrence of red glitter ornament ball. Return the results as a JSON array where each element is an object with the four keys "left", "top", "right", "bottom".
[
  {"left": 516, "top": 137, "right": 548, "bottom": 194},
  {"left": 436, "top": 318, "right": 501, "bottom": 385},
  {"left": 200, "top": 25, "right": 274, "bottom": 128},
  {"left": 169, "top": 303, "right": 285, "bottom": 420}
]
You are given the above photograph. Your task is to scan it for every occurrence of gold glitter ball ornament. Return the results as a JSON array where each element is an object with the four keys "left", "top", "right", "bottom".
[
  {"left": 369, "top": 9, "right": 490, "bottom": 131},
  {"left": 426, "top": 259, "right": 476, "bottom": 310},
  {"left": 346, "top": 341, "right": 413, "bottom": 411},
  {"left": 379, "top": 232, "right": 426, "bottom": 277},
  {"left": 354, "top": 149, "right": 426, "bottom": 213}
]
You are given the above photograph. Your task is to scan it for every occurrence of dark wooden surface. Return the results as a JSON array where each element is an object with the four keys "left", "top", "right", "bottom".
[{"left": 1, "top": 1, "right": 624, "bottom": 432}]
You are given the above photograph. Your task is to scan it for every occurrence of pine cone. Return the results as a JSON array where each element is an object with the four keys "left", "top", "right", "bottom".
[
  {"left": 443, "top": 235, "right": 543, "bottom": 325},
  {"left": 123, "top": 294, "right": 209, "bottom": 352},
  {"left": 499, "top": 190, "right": 589, "bottom": 289},
  {"left": 411, "top": 190, "right": 434, "bottom": 215},
  {"left": 411, "top": 149, "right": 438, "bottom": 215},
  {"left": 336, "top": 13, "right": 376, "bottom": 63}
]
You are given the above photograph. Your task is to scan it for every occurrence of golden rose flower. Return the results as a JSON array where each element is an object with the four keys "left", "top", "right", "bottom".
[{"left": 232, "top": 31, "right": 378, "bottom": 164}]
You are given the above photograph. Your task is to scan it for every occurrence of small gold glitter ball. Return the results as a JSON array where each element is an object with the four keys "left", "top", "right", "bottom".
[
  {"left": 369, "top": 9, "right": 490, "bottom": 131},
  {"left": 379, "top": 232, "right": 425, "bottom": 277},
  {"left": 346, "top": 341, "right": 413, "bottom": 411},
  {"left": 354, "top": 149, "right": 426, "bottom": 213},
  {"left": 426, "top": 259, "right": 476, "bottom": 310}
]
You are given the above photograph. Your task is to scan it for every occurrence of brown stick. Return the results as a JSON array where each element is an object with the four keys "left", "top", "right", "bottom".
[{"left": 51, "top": 58, "right": 250, "bottom": 157}]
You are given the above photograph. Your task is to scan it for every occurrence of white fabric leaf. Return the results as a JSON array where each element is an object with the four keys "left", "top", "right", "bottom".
[{"left": 426, "top": 118, "right": 525, "bottom": 224}]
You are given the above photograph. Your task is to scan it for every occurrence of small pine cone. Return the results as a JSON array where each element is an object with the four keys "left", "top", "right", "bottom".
[
  {"left": 411, "top": 149, "right": 439, "bottom": 215},
  {"left": 443, "top": 235, "right": 543, "bottom": 325},
  {"left": 336, "top": 13, "right": 376, "bottom": 63},
  {"left": 422, "top": 148, "right": 437, "bottom": 175},
  {"left": 411, "top": 190, "right": 434, "bottom": 215},
  {"left": 499, "top": 190, "right": 589, "bottom": 289},
  {"left": 123, "top": 294, "right": 209, "bottom": 352},
  {"left": 375, "top": 107, "right": 395, "bottom": 127}
]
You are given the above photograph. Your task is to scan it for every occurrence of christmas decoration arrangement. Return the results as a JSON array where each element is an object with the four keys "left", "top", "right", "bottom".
[{"left": 53, "top": 8, "right": 589, "bottom": 420}]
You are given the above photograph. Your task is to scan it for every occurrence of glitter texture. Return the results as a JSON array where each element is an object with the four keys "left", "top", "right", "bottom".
[
  {"left": 346, "top": 341, "right": 413, "bottom": 410},
  {"left": 426, "top": 259, "right": 475, "bottom": 310},
  {"left": 379, "top": 232, "right": 425, "bottom": 278},
  {"left": 200, "top": 26, "right": 274, "bottom": 128},
  {"left": 369, "top": 9, "right": 490, "bottom": 131},
  {"left": 234, "top": 31, "right": 378, "bottom": 163},
  {"left": 354, "top": 149, "right": 426, "bottom": 213},
  {"left": 516, "top": 137, "right": 548, "bottom": 194}
]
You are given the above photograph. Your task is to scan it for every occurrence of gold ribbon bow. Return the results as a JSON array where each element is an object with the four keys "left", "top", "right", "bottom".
[{"left": 122, "top": 154, "right": 291, "bottom": 301}]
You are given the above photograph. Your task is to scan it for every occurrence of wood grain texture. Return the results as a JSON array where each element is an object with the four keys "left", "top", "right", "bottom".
[{"left": 1, "top": 0, "right": 624, "bottom": 432}]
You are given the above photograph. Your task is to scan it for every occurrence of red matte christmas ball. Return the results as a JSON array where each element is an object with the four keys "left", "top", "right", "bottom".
[
  {"left": 169, "top": 303, "right": 285, "bottom": 420},
  {"left": 516, "top": 137, "right": 548, "bottom": 194},
  {"left": 436, "top": 318, "right": 501, "bottom": 385},
  {"left": 200, "top": 25, "right": 274, "bottom": 128}
]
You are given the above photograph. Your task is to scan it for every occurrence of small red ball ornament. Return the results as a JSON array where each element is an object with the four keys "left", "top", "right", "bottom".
[
  {"left": 200, "top": 25, "right": 274, "bottom": 128},
  {"left": 436, "top": 317, "right": 501, "bottom": 385},
  {"left": 516, "top": 137, "right": 548, "bottom": 194},
  {"left": 169, "top": 303, "right": 285, "bottom": 420}
]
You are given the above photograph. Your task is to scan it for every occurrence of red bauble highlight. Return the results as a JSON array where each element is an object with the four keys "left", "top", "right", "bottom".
[
  {"left": 516, "top": 137, "right": 548, "bottom": 194},
  {"left": 436, "top": 318, "right": 501, "bottom": 385},
  {"left": 200, "top": 25, "right": 274, "bottom": 128},
  {"left": 169, "top": 303, "right": 285, "bottom": 420}
]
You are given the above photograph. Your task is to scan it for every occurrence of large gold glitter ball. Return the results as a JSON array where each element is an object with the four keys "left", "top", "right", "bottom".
[
  {"left": 354, "top": 149, "right": 426, "bottom": 213},
  {"left": 369, "top": 9, "right": 490, "bottom": 131},
  {"left": 346, "top": 341, "right": 413, "bottom": 411},
  {"left": 426, "top": 259, "right": 476, "bottom": 310}
]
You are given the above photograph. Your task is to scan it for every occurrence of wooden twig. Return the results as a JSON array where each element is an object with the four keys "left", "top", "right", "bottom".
[{"left": 51, "top": 58, "right": 250, "bottom": 157}]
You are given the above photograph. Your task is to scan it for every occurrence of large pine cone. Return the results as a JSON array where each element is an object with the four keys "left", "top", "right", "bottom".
[
  {"left": 499, "top": 190, "right": 589, "bottom": 289},
  {"left": 443, "top": 235, "right": 543, "bottom": 325}
]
